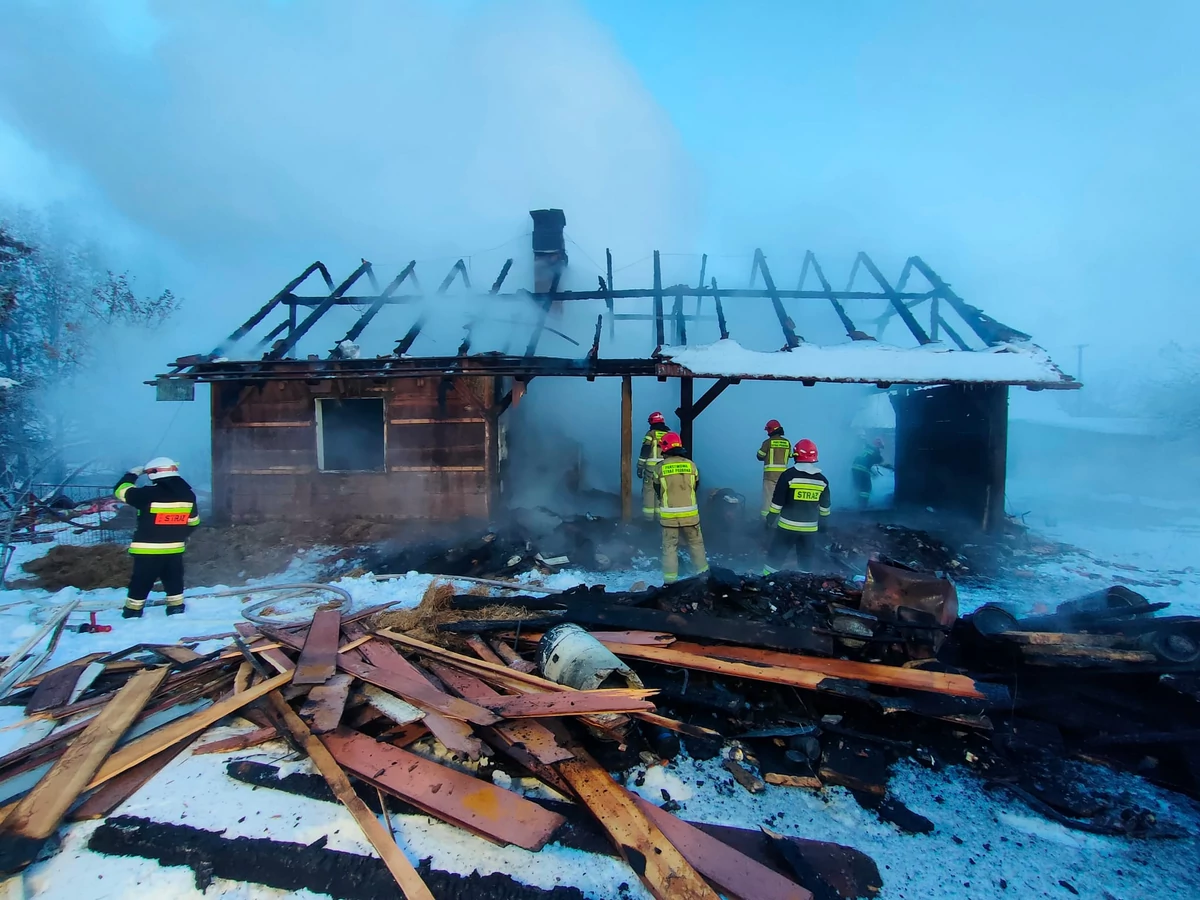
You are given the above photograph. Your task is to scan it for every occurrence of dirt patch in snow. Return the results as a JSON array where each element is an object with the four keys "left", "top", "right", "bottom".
[{"left": 20, "top": 543, "right": 132, "bottom": 591}]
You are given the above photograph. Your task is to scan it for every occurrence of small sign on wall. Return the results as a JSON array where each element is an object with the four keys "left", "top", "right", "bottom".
[{"left": 156, "top": 377, "right": 195, "bottom": 402}]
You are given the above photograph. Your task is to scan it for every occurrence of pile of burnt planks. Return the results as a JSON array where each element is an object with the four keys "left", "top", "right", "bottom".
[{"left": 0, "top": 601, "right": 886, "bottom": 900}]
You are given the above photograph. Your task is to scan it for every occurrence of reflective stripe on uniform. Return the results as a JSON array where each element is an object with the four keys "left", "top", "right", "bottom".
[
  {"left": 768, "top": 503, "right": 782, "bottom": 514},
  {"left": 659, "top": 505, "right": 699, "bottom": 518},
  {"left": 129, "top": 541, "right": 186, "bottom": 555},
  {"left": 149, "top": 502, "right": 193, "bottom": 513},
  {"left": 124, "top": 596, "right": 146, "bottom": 610},
  {"left": 778, "top": 518, "right": 819, "bottom": 533},
  {"left": 188, "top": 516, "right": 201, "bottom": 526},
  {"left": 165, "top": 594, "right": 185, "bottom": 607},
  {"left": 819, "top": 506, "right": 831, "bottom": 516},
  {"left": 115, "top": 482, "right": 135, "bottom": 502}
]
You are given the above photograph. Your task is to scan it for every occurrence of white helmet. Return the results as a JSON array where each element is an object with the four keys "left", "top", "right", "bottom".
[{"left": 144, "top": 457, "right": 181, "bottom": 480}]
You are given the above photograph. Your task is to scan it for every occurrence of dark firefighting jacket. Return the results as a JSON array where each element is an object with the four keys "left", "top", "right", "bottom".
[
  {"left": 114, "top": 472, "right": 200, "bottom": 555},
  {"left": 757, "top": 430, "right": 791, "bottom": 473},
  {"left": 638, "top": 426, "right": 669, "bottom": 479},
  {"left": 852, "top": 445, "right": 883, "bottom": 474},
  {"left": 767, "top": 463, "right": 831, "bottom": 533}
]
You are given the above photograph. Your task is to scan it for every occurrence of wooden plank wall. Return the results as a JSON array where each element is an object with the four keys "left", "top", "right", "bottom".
[{"left": 211, "top": 376, "right": 499, "bottom": 524}]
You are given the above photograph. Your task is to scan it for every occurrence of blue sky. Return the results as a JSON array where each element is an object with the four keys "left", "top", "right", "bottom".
[{"left": 0, "top": 0, "right": 1196, "bottom": 377}]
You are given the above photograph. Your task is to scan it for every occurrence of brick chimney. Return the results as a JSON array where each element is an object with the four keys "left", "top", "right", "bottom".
[{"left": 529, "top": 209, "right": 567, "bottom": 293}]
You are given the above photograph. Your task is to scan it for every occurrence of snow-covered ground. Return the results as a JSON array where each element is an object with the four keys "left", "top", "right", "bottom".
[{"left": 2, "top": 498, "right": 1199, "bottom": 899}]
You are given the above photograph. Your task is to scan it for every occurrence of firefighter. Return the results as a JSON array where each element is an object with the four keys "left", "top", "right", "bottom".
[
  {"left": 638, "top": 411, "right": 670, "bottom": 521},
  {"left": 851, "top": 437, "right": 886, "bottom": 509},
  {"left": 764, "top": 439, "right": 830, "bottom": 575},
  {"left": 114, "top": 457, "right": 200, "bottom": 618},
  {"left": 655, "top": 431, "right": 708, "bottom": 583},
  {"left": 756, "top": 419, "right": 792, "bottom": 519}
]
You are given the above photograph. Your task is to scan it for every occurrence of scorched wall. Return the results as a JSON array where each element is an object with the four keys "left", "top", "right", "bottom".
[{"left": 209, "top": 376, "right": 501, "bottom": 524}]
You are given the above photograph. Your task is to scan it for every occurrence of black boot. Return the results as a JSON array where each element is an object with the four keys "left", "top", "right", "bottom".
[
  {"left": 165, "top": 604, "right": 186, "bottom": 616},
  {"left": 122, "top": 606, "right": 143, "bottom": 619}
]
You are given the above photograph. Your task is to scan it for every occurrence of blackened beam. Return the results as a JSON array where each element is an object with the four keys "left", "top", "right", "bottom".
[
  {"left": 800, "top": 250, "right": 866, "bottom": 341},
  {"left": 689, "top": 377, "right": 737, "bottom": 418},
  {"left": 672, "top": 292, "right": 686, "bottom": 345},
  {"left": 937, "top": 315, "right": 971, "bottom": 351},
  {"left": 462, "top": 259, "right": 514, "bottom": 355},
  {"left": 906, "top": 256, "right": 1032, "bottom": 346},
  {"left": 496, "top": 376, "right": 536, "bottom": 415},
  {"left": 210, "top": 261, "right": 333, "bottom": 359},
  {"left": 851, "top": 253, "right": 933, "bottom": 345},
  {"left": 752, "top": 249, "right": 801, "bottom": 348},
  {"left": 695, "top": 253, "right": 707, "bottom": 317},
  {"left": 268, "top": 261, "right": 373, "bottom": 360},
  {"left": 490, "top": 259, "right": 513, "bottom": 293},
  {"left": 605, "top": 248, "right": 615, "bottom": 339},
  {"left": 396, "top": 259, "right": 469, "bottom": 356},
  {"left": 336, "top": 260, "right": 416, "bottom": 349},
  {"left": 153, "top": 355, "right": 1079, "bottom": 388},
  {"left": 588, "top": 315, "right": 603, "bottom": 361},
  {"left": 712, "top": 277, "right": 729, "bottom": 340},
  {"left": 523, "top": 270, "right": 562, "bottom": 357},
  {"left": 250, "top": 319, "right": 290, "bottom": 355},
  {"left": 282, "top": 288, "right": 941, "bottom": 307},
  {"left": 653, "top": 250, "right": 664, "bottom": 350}
]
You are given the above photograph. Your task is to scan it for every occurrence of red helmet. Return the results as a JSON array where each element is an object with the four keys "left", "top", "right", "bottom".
[
  {"left": 793, "top": 439, "right": 818, "bottom": 463},
  {"left": 648, "top": 411, "right": 666, "bottom": 426},
  {"left": 658, "top": 431, "right": 684, "bottom": 454},
  {"left": 764, "top": 419, "right": 782, "bottom": 433}
]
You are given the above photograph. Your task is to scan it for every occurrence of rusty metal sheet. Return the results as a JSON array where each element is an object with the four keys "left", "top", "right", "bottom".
[{"left": 321, "top": 727, "right": 564, "bottom": 851}]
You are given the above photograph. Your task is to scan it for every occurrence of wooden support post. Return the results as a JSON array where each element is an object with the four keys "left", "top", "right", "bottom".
[
  {"left": 652, "top": 250, "right": 664, "bottom": 350},
  {"left": 694, "top": 254, "right": 707, "bottom": 317},
  {"left": 621, "top": 375, "right": 633, "bottom": 522},
  {"left": 983, "top": 385, "right": 1009, "bottom": 533},
  {"left": 690, "top": 378, "right": 734, "bottom": 419},
  {"left": 679, "top": 377, "right": 694, "bottom": 452},
  {"left": 712, "top": 278, "right": 729, "bottom": 340},
  {"left": 266, "top": 695, "right": 435, "bottom": 900},
  {"left": 930, "top": 295, "right": 940, "bottom": 341}
]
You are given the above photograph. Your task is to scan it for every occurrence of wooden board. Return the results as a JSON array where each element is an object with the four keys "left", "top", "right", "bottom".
[
  {"left": 265, "top": 694, "right": 434, "bottom": 900},
  {"left": 553, "top": 743, "right": 720, "bottom": 900},
  {"left": 464, "top": 635, "right": 505, "bottom": 666},
  {"left": 24, "top": 663, "right": 86, "bottom": 715},
  {"left": 87, "top": 671, "right": 293, "bottom": 790},
  {"left": 298, "top": 673, "right": 353, "bottom": 734},
  {"left": 629, "top": 792, "right": 811, "bottom": 900},
  {"left": 69, "top": 740, "right": 190, "bottom": 821},
  {"left": 153, "top": 646, "right": 203, "bottom": 665},
  {"left": 14, "top": 653, "right": 106, "bottom": 691},
  {"left": 193, "top": 727, "right": 280, "bottom": 755},
  {"left": 267, "top": 627, "right": 498, "bottom": 726},
  {"left": 292, "top": 609, "right": 341, "bottom": 685},
  {"left": 487, "top": 691, "right": 656, "bottom": 719},
  {"left": 321, "top": 727, "right": 565, "bottom": 851},
  {"left": 600, "top": 640, "right": 992, "bottom": 701},
  {"left": 0, "top": 666, "right": 169, "bottom": 875},
  {"left": 235, "top": 623, "right": 295, "bottom": 673},
  {"left": 427, "top": 663, "right": 573, "bottom": 765}
]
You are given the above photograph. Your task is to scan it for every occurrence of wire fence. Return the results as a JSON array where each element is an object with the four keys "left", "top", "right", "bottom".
[{"left": 20, "top": 483, "right": 132, "bottom": 547}]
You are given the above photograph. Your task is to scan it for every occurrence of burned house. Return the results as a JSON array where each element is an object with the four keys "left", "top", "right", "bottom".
[{"left": 155, "top": 211, "right": 1077, "bottom": 529}]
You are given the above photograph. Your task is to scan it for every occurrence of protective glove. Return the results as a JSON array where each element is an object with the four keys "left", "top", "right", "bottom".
[{"left": 129, "top": 466, "right": 145, "bottom": 476}]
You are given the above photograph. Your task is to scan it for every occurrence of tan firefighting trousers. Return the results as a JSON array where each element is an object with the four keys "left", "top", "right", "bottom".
[
  {"left": 661, "top": 524, "right": 709, "bottom": 583},
  {"left": 761, "top": 471, "right": 783, "bottom": 517},
  {"left": 641, "top": 472, "right": 658, "bottom": 520}
]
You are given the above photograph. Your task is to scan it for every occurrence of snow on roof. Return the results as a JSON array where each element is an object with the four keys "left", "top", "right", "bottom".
[{"left": 662, "top": 339, "right": 1073, "bottom": 386}]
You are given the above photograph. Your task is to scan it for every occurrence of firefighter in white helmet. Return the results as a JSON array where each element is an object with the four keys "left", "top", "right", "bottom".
[{"left": 113, "top": 457, "right": 199, "bottom": 618}]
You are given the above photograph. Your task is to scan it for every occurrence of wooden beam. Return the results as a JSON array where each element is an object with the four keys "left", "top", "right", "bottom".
[
  {"left": 554, "top": 743, "right": 720, "bottom": 900},
  {"left": 653, "top": 251, "right": 664, "bottom": 350},
  {"left": 629, "top": 792, "right": 811, "bottom": 900},
  {"left": 486, "top": 690, "right": 656, "bottom": 719},
  {"left": 753, "top": 249, "right": 801, "bottom": 349},
  {"left": 266, "top": 695, "right": 434, "bottom": 900},
  {"left": 321, "top": 727, "right": 565, "bottom": 851},
  {"left": 69, "top": 741, "right": 190, "bottom": 820},
  {"left": 689, "top": 378, "right": 734, "bottom": 419},
  {"left": 621, "top": 374, "right": 633, "bottom": 522},
  {"left": 600, "top": 640, "right": 994, "bottom": 701},
  {"left": 0, "top": 666, "right": 168, "bottom": 874},
  {"left": 193, "top": 726, "right": 279, "bottom": 755}
]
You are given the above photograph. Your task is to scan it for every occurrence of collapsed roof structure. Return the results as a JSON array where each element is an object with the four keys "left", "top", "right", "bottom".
[{"left": 154, "top": 210, "right": 1077, "bottom": 530}]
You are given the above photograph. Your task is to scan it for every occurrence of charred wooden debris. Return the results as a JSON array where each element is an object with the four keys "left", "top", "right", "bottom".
[{"left": 0, "top": 559, "right": 1195, "bottom": 898}]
